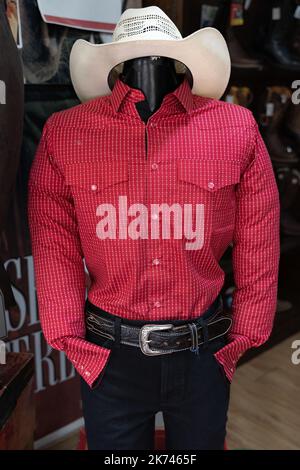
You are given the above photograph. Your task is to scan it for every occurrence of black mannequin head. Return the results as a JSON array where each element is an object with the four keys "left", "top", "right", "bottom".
[{"left": 120, "top": 56, "right": 185, "bottom": 122}]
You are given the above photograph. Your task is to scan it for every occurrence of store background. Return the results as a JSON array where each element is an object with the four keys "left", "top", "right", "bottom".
[{"left": 1, "top": 0, "right": 300, "bottom": 449}]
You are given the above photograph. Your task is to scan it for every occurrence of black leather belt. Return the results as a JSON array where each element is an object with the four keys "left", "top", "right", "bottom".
[{"left": 85, "top": 302, "right": 232, "bottom": 356}]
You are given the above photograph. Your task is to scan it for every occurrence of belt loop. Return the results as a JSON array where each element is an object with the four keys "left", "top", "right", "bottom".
[
  {"left": 188, "top": 322, "right": 199, "bottom": 355},
  {"left": 198, "top": 317, "right": 209, "bottom": 350},
  {"left": 114, "top": 317, "right": 122, "bottom": 348},
  {"left": 215, "top": 293, "right": 223, "bottom": 315},
  {"left": 219, "top": 294, "right": 224, "bottom": 313}
]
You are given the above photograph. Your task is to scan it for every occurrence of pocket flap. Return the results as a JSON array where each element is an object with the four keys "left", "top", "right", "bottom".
[
  {"left": 65, "top": 160, "right": 129, "bottom": 191},
  {"left": 177, "top": 160, "right": 240, "bottom": 191}
]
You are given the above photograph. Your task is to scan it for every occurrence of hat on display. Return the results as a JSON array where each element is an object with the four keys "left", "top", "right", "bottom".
[{"left": 69, "top": 6, "right": 231, "bottom": 103}]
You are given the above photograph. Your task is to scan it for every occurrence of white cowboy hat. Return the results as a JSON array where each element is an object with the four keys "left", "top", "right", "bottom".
[{"left": 69, "top": 6, "right": 231, "bottom": 103}]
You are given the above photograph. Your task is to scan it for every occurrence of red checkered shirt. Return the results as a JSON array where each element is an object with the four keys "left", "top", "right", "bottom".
[{"left": 28, "top": 76, "right": 280, "bottom": 388}]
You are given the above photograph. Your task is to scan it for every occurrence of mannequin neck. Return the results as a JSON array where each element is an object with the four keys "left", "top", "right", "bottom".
[{"left": 120, "top": 56, "right": 184, "bottom": 121}]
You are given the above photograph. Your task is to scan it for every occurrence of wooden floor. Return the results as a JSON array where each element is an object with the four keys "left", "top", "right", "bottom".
[
  {"left": 227, "top": 333, "right": 300, "bottom": 450},
  {"left": 47, "top": 334, "right": 300, "bottom": 450}
]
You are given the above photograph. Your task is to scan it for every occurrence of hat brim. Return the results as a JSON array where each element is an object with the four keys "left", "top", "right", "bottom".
[{"left": 69, "top": 27, "right": 231, "bottom": 103}]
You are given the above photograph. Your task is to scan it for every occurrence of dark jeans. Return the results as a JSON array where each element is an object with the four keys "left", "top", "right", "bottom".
[{"left": 80, "top": 297, "right": 231, "bottom": 450}]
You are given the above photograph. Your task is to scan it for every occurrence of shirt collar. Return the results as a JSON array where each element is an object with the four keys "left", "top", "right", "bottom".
[
  {"left": 171, "top": 76, "right": 194, "bottom": 113},
  {"left": 109, "top": 75, "right": 194, "bottom": 116}
]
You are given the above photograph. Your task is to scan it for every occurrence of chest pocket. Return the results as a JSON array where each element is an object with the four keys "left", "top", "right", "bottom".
[
  {"left": 176, "top": 159, "right": 241, "bottom": 230},
  {"left": 176, "top": 159, "right": 240, "bottom": 191},
  {"left": 65, "top": 160, "right": 129, "bottom": 197}
]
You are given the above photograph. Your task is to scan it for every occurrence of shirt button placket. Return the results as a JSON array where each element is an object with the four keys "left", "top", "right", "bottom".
[{"left": 147, "top": 122, "right": 163, "bottom": 314}]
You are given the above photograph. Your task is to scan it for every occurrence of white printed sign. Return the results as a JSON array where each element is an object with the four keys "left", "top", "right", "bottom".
[{"left": 37, "top": 0, "right": 122, "bottom": 32}]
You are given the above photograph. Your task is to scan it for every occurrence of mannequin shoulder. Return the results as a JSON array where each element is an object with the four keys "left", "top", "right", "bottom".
[
  {"left": 44, "top": 95, "right": 112, "bottom": 131},
  {"left": 192, "top": 96, "right": 256, "bottom": 130}
]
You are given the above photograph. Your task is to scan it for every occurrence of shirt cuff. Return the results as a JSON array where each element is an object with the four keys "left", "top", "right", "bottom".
[
  {"left": 62, "top": 337, "right": 111, "bottom": 388},
  {"left": 214, "top": 333, "right": 252, "bottom": 382}
]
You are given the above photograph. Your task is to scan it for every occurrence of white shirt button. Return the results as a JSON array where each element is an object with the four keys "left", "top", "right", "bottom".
[
  {"left": 153, "top": 301, "right": 161, "bottom": 308},
  {"left": 91, "top": 184, "right": 97, "bottom": 191},
  {"left": 151, "top": 213, "right": 158, "bottom": 220},
  {"left": 85, "top": 371, "right": 91, "bottom": 377},
  {"left": 208, "top": 181, "right": 215, "bottom": 189},
  {"left": 152, "top": 258, "right": 160, "bottom": 265},
  {"left": 151, "top": 163, "right": 158, "bottom": 170}
]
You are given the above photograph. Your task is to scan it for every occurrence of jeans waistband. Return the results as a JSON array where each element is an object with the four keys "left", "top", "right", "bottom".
[{"left": 85, "top": 294, "right": 223, "bottom": 327}]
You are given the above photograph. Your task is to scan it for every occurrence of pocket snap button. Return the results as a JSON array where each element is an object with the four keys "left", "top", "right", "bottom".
[
  {"left": 152, "top": 258, "right": 160, "bottom": 265},
  {"left": 208, "top": 181, "right": 215, "bottom": 189}
]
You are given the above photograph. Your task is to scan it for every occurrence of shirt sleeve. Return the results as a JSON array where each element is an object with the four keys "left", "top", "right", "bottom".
[
  {"left": 214, "top": 118, "right": 281, "bottom": 382},
  {"left": 27, "top": 116, "right": 110, "bottom": 388}
]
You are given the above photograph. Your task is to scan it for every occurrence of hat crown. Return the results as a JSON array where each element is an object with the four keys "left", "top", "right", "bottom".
[{"left": 112, "top": 6, "right": 182, "bottom": 43}]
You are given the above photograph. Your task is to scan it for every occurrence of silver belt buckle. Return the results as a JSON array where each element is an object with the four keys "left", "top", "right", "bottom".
[{"left": 139, "top": 324, "right": 173, "bottom": 356}]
